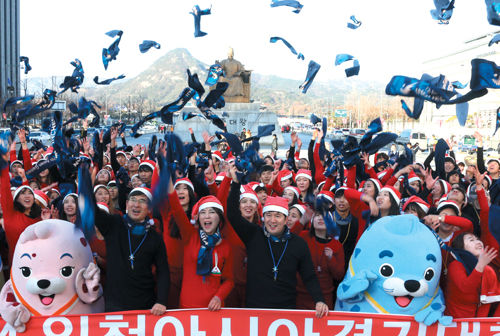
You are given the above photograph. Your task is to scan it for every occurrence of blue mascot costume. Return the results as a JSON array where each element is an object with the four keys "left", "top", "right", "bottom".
[{"left": 335, "top": 215, "right": 453, "bottom": 326}]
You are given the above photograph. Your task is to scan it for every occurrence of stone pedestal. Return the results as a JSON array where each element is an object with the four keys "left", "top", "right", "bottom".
[{"left": 173, "top": 102, "right": 285, "bottom": 146}]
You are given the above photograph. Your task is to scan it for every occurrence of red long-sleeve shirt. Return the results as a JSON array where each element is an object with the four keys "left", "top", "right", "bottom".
[
  {"left": 1, "top": 167, "right": 41, "bottom": 266},
  {"left": 218, "top": 175, "right": 249, "bottom": 288},
  {"left": 439, "top": 215, "right": 473, "bottom": 291},
  {"left": 296, "top": 232, "right": 345, "bottom": 310},
  {"left": 313, "top": 143, "right": 325, "bottom": 184},
  {"left": 343, "top": 188, "right": 368, "bottom": 242},
  {"left": 477, "top": 188, "right": 500, "bottom": 277},
  {"left": 444, "top": 261, "right": 485, "bottom": 318},
  {"left": 168, "top": 190, "right": 234, "bottom": 308}
]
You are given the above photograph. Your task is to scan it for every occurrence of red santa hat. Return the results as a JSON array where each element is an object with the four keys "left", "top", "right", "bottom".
[
  {"left": 191, "top": 196, "right": 224, "bottom": 224},
  {"left": 487, "top": 158, "right": 500, "bottom": 166},
  {"left": 291, "top": 204, "right": 307, "bottom": 216},
  {"left": 437, "top": 200, "right": 460, "bottom": 215},
  {"left": 283, "top": 186, "right": 300, "bottom": 199},
  {"left": 439, "top": 180, "right": 452, "bottom": 195},
  {"left": 485, "top": 174, "right": 493, "bottom": 188},
  {"left": 402, "top": 196, "right": 430, "bottom": 214},
  {"left": 358, "top": 181, "right": 365, "bottom": 192},
  {"left": 130, "top": 187, "right": 153, "bottom": 202},
  {"left": 317, "top": 181, "right": 326, "bottom": 191},
  {"left": 97, "top": 169, "right": 112, "bottom": 181},
  {"left": 63, "top": 193, "right": 78, "bottom": 203},
  {"left": 174, "top": 178, "right": 194, "bottom": 192},
  {"left": 10, "top": 160, "right": 23, "bottom": 169},
  {"left": 49, "top": 188, "right": 60, "bottom": 196},
  {"left": 408, "top": 171, "right": 421, "bottom": 184},
  {"left": 94, "top": 185, "right": 108, "bottom": 194},
  {"left": 278, "top": 169, "right": 295, "bottom": 182},
  {"left": 367, "top": 178, "right": 382, "bottom": 192},
  {"left": 13, "top": 186, "right": 33, "bottom": 201},
  {"left": 227, "top": 157, "right": 235, "bottom": 164},
  {"left": 380, "top": 186, "right": 401, "bottom": 204},
  {"left": 263, "top": 196, "right": 289, "bottom": 217},
  {"left": 129, "top": 156, "right": 141, "bottom": 164},
  {"left": 34, "top": 190, "right": 50, "bottom": 208},
  {"left": 139, "top": 159, "right": 155, "bottom": 171},
  {"left": 212, "top": 151, "right": 224, "bottom": 162},
  {"left": 295, "top": 169, "right": 312, "bottom": 181},
  {"left": 116, "top": 150, "right": 127, "bottom": 158},
  {"left": 97, "top": 202, "right": 110, "bottom": 213},
  {"left": 239, "top": 185, "right": 260, "bottom": 204},
  {"left": 317, "top": 190, "right": 334, "bottom": 204},
  {"left": 377, "top": 171, "right": 388, "bottom": 180}
]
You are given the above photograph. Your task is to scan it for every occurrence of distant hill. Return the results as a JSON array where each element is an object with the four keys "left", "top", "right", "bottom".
[{"left": 24, "top": 48, "right": 388, "bottom": 116}]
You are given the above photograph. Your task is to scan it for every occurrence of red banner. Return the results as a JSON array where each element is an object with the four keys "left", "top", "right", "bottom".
[{"left": 1, "top": 309, "right": 500, "bottom": 335}]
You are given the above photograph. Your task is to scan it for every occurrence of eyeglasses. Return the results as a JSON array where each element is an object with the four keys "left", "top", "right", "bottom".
[{"left": 128, "top": 197, "right": 149, "bottom": 206}]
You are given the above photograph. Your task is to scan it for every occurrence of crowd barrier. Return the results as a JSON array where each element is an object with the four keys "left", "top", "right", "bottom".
[{"left": 0, "top": 308, "right": 497, "bottom": 335}]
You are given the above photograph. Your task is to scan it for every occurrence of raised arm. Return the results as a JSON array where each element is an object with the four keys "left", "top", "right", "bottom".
[
  {"left": 225, "top": 166, "right": 258, "bottom": 244},
  {"left": 167, "top": 182, "right": 196, "bottom": 245}
]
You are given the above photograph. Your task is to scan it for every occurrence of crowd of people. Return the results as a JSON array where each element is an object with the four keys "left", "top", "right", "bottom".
[{"left": 1, "top": 123, "right": 500, "bottom": 319}]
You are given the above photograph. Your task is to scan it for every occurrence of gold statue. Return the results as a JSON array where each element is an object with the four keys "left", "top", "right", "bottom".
[{"left": 213, "top": 47, "right": 252, "bottom": 103}]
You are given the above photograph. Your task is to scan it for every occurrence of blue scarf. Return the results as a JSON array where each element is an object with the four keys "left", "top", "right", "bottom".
[
  {"left": 263, "top": 225, "right": 291, "bottom": 243},
  {"left": 334, "top": 210, "right": 352, "bottom": 225},
  {"left": 122, "top": 214, "right": 152, "bottom": 235},
  {"left": 196, "top": 228, "right": 221, "bottom": 275}
]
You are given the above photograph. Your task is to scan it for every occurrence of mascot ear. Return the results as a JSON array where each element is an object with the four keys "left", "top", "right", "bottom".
[{"left": 19, "top": 221, "right": 53, "bottom": 244}]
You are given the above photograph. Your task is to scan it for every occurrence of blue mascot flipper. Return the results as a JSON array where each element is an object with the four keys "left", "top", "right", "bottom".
[{"left": 335, "top": 215, "right": 452, "bottom": 326}]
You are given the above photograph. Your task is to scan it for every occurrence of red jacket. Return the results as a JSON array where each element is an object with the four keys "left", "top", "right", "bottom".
[
  {"left": 1, "top": 167, "right": 41, "bottom": 266},
  {"left": 168, "top": 190, "right": 234, "bottom": 308},
  {"left": 296, "top": 232, "right": 344, "bottom": 310},
  {"left": 444, "top": 261, "right": 488, "bottom": 318}
]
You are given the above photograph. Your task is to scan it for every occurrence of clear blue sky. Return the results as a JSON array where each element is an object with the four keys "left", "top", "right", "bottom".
[{"left": 20, "top": 0, "right": 496, "bottom": 86}]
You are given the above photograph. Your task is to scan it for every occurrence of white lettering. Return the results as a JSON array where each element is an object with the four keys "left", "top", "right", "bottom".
[
  {"left": 417, "top": 323, "right": 427, "bottom": 336},
  {"left": 80, "top": 316, "right": 88, "bottom": 336},
  {"left": 354, "top": 319, "right": 372, "bottom": 336},
  {"left": 491, "top": 322, "right": 500, "bottom": 336},
  {"left": 250, "top": 317, "right": 258, "bottom": 336},
  {"left": 154, "top": 316, "right": 184, "bottom": 336},
  {"left": 130, "top": 315, "right": 145, "bottom": 336},
  {"left": 220, "top": 318, "right": 232, "bottom": 336},
  {"left": 100, "top": 315, "right": 128, "bottom": 336},
  {"left": 43, "top": 317, "right": 73, "bottom": 336},
  {"left": 191, "top": 316, "right": 206, "bottom": 336},
  {"left": 304, "top": 318, "right": 319, "bottom": 336},
  {"left": 384, "top": 322, "right": 411, "bottom": 336},
  {"left": 0, "top": 323, "right": 16, "bottom": 336},
  {"left": 268, "top": 319, "right": 298, "bottom": 336},
  {"left": 437, "top": 321, "right": 457, "bottom": 336},
  {"left": 327, "top": 320, "right": 354, "bottom": 336},
  {"left": 460, "top": 322, "right": 480, "bottom": 336}
]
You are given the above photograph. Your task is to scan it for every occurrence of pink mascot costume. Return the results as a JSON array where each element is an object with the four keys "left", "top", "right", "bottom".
[{"left": 0, "top": 219, "right": 104, "bottom": 332}]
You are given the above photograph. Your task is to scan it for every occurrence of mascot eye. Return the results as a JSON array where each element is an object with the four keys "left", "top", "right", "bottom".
[
  {"left": 60, "top": 266, "right": 75, "bottom": 278},
  {"left": 424, "top": 268, "right": 435, "bottom": 281},
  {"left": 19, "top": 267, "right": 31, "bottom": 278},
  {"left": 379, "top": 263, "right": 394, "bottom": 277}
]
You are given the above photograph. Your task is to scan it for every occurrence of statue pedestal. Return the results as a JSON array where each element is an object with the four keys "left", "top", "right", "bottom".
[{"left": 173, "top": 102, "right": 285, "bottom": 147}]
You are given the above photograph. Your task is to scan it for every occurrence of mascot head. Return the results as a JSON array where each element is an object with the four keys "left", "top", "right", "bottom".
[
  {"left": 349, "top": 215, "right": 442, "bottom": 314},
  {"left": 11, "top": 219, "right": 93, "bottom": 315}
]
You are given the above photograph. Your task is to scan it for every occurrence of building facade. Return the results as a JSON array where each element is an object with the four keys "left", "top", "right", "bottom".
[
  {"left": 0, "top": 0, "right": 21, "bottom": 101},
  {"left": 420, "top": 29, "right": 500, "bottom": 139}
]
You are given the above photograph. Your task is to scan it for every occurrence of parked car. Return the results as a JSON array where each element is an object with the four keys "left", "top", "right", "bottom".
[
  {"left": 350, "top": 129, "right": 366, "bottom": 138},
  {"left": 399, "top": 129, "right": 428, "bottom": 151},
  {"left": 341, "top": 128, "right": 350, "bottom": 136},
  {"left": 331, "top": 130, "right": 344, "bottom": 139},
  {"left": 29, "top": 131, "right": 51, "bottom": 143},
  {"left": 281, "top": 125, "right": 291, "bottom": 133}
]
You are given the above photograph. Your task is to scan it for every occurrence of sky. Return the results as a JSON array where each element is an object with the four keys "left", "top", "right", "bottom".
[{"left": 19, "top": 0, "right": 498, "bottom": 87}]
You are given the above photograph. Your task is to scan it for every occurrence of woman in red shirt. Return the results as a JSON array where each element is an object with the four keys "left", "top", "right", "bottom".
[
  {"left": 168, "top": 180, "right": 234, "bottom": 310},
  {"left": 445, "top": 232, "right": 498, "bottom": 318},
  {"left": 1, "top": 166, "right": 49, "bottom": 266},
  {"left": 296, "top": 211, "right": 344, "bottom": 310}
]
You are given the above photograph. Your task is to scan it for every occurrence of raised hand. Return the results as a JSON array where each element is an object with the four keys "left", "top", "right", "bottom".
[
  {"left": 17, "top": 129, "right": 26, "bottom": 144},
  {"left": 290, "top": 131, "right": 297, "bottom": 145},
  {"left": 360, "top": 153, "right": 371, "bottom": 168},
  {"left": 297, "top": 137, "right": 302, "bottom": 149},
  {"left": 205, "top": 165, "right": 215, "bottom": 183},
  {"left": 476, "top": 247, "right": 498, "bottom": 272}
]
